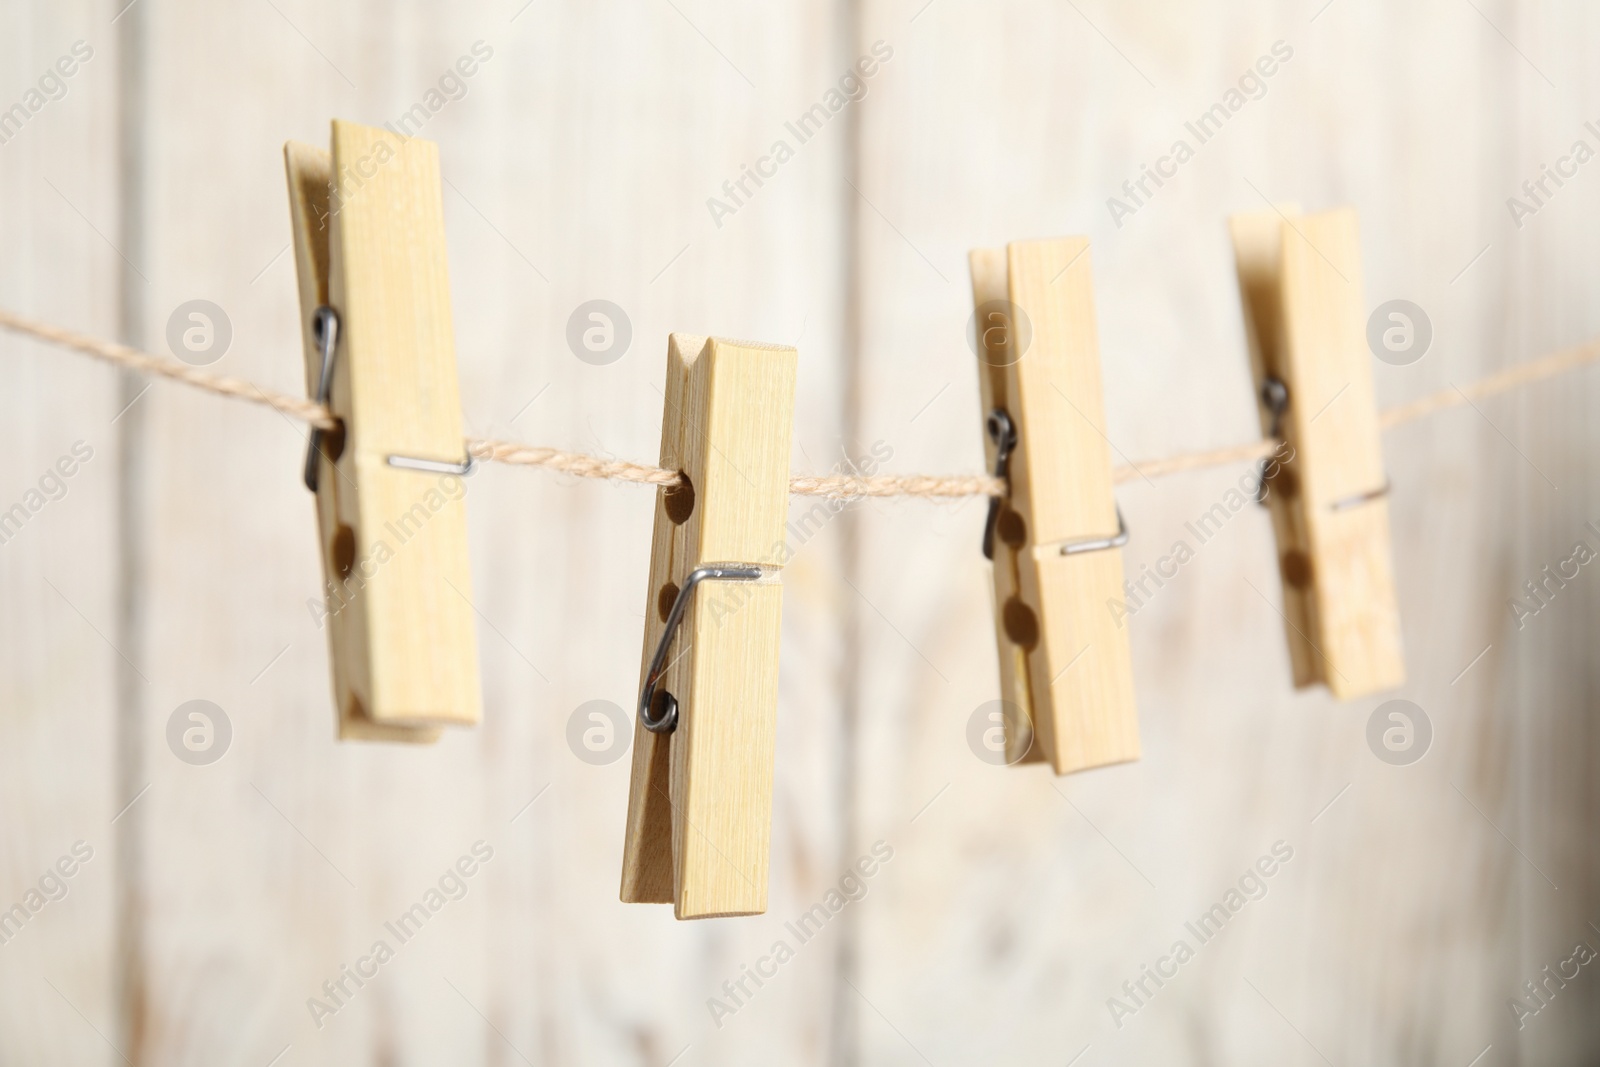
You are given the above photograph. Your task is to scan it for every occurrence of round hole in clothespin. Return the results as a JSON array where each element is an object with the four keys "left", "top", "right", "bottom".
[
  {"left": 321, "top": 420, "right": 347, "bottom": 465},
  {"left": 657, "top": 582, "right": 679, "bottom": 623},
  {"left": 1266, "top": 464, "right": 1298, "bottom": 501},
  {"left": 996, "top": 508, "right": 1027, "bottom": 548},
  {"left": 1281, "top": 550, "right": 1313, "bottom": 589},
  {"left": 664, "top": 472, "right": 695, "bottom": 524},
  {"left": 1002, "top": 597, "right": 1040, "bottom": 649},
  {"left": 332, "top": 525, "right": 356, "bottom": 580}
]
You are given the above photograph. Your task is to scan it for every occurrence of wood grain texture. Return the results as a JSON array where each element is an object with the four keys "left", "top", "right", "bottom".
[
  {"left": 1277, "top": 209, "right": 1404, "bottom": 698},
  {"left": 1234, "top": 206, "right": 1405, "bottom": 699},
  {"left": 619, "top": 332, "right": 699, "bottom": 906},
  {"left": 285, "top": 139, "right": 439, "bottom": 742},
  {"left": 970, "top": 238, "right": 1139, "bottom": 772},
  {"left": 850, "top": 3, "right": 1598, "bottom": 1064},
  {"left": 622, "top": 334, "right": 797, "bottom": 919},
  {"left": 0, "top": 5, "right": 119, "bottom": 1063},
  {"left": 2, "top": 1, "right": 1596, "bottom": 1063},
  {"left": 967, "top": 247, "right": 1039, "bottom": 764},
  {"left": 323, "top": 120, "right": 481, "bottom": 728},
  {"left": 1229, "top": 205, "right": 1319, "bottom": 686},
  {"left": 80, "top": 1, "right": 853, "bottom": 1063}
]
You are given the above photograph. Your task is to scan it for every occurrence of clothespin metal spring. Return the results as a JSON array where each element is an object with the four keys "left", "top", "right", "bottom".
[
  {"left": 303, "top": 306, "right": 342, "bottom": 493},
  {"left": 1254, "top": 374, "right": 1390, "bottom": 512},
  {"left": 638, "top": 564, "right": 764, "bottom": 735},
  {"left": 1330, "top": 478, "right": 1392, "bottom": 511},
  {"left": 981, "top": 408, "right": 1017, "bottom": 560},
  {"left": 301, "top": 304, "right": 478, "bottom": 492},
  {"left": 1058, "top": 508, "right": 1129, "bottom": 555},
  {"left": 1254, "top": 375, "right": 1289, "bottom": 507},
  {"left": 387, "top": 453, "right": 478, "bottom": 476},
  {"left": 983, "top": 405, "right": 1128, "bottom": 558}
]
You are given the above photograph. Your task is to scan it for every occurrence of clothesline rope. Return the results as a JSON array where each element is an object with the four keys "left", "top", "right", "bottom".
[{"left": 3, "top": 306, "right": 1597, "bottom": 500}]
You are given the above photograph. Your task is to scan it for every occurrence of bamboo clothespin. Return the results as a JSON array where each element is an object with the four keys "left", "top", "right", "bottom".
[
  {"left": 284, "top": 120, "right": 482, "bottom": 740},
  {"left": 968, "top": 238, "right": 1140, "bottom": 774},
  {"left": 620, "top": 334, "right": 796, "bottom": 919},
  {"left": 1229, "top": 205, "right": 1404, "bottom": 698}
]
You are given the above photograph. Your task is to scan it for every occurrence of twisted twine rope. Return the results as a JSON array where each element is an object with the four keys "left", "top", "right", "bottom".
[
  {"left": 4, "top": 306, "right": 1597, "bottom": 500},
  {"left": 0, "top": 308, "right": 340, "bottom": 429}
]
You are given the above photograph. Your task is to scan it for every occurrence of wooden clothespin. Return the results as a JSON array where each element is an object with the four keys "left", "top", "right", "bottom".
[
  {"left": 284, "top": 120, "right": 482, "bottom": 740},
  {"left": 1229, "top": 205, "right": 1404, "bottom": 698},
  {"left": 968, "top": 238, "right": 1140, "bottom": 774},
  {"left": 620, "top": 334, "right": 796, "bottom": 919}
]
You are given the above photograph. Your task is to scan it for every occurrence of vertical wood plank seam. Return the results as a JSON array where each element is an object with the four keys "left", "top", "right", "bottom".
[
  {"left": 829, "top": 0, "right": 865, "bottom": 1062},
  {"left": 113, "top": 0, "right": 149, "bottom": 1060}
]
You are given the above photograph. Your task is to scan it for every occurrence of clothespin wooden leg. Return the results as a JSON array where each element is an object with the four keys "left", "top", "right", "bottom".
[
  {"left": 1229, "top": 206, "right": 1404, "bottom": 698},
  {"left": 620, "top": 334, "right": 796, "bottom": 919},
  {"left": 970, "top": 249, "right": 1043, "bottom": 766},
  {"left": 284, "top": 121, "right": 482, "bottom": 739},
  {"left": 969, "top": 238, "right": 1140, "bottom": 775}
]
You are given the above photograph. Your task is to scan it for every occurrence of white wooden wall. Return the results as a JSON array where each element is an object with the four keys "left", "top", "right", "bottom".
[{"left": 0, "top": 1, "right": 1595, "bottom": 1064}]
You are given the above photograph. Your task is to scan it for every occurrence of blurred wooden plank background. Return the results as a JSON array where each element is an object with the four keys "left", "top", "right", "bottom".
[
  {"left": 0, "top": 0, "right": 1595, "bottom": 1064},
  {"left": 0, "top": 3, "right": 120, "bottom": 1063}
]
